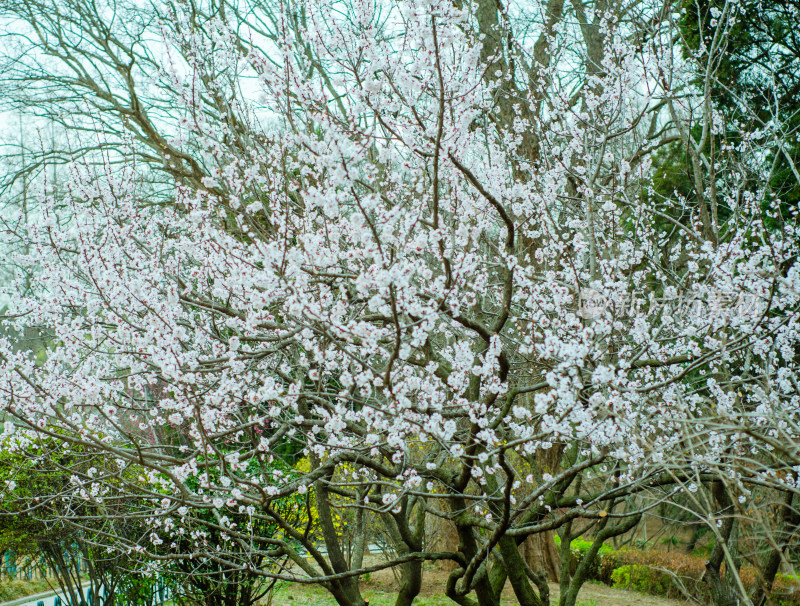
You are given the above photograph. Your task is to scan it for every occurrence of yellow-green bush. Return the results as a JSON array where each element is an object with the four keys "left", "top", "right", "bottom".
[
  {"left": 557, "top": 537, "right": 800, "bottom": 605},
  {"left": 611, "top": 564, "right": 674, "bottom": 597}
]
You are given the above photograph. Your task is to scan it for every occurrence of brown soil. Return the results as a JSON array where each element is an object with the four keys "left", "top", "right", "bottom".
[{"left": 359, "top": 563, "right": 692, "bottom": 606}]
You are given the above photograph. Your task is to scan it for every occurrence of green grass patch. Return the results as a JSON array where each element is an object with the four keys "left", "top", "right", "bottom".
[{"left": 0, "top": 578, "right": 55, "bottom": 602}]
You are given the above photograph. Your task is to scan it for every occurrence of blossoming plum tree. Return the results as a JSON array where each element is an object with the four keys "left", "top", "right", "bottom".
[{"left": 1, "top": 1, "right": 799, "bottom": 606}]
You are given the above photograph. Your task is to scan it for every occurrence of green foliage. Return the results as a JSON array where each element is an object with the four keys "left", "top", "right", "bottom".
[
  {"left": 774, "top": 574, "right": 800, "bottom": 606},
  {"left": 611, "top": 564, "right": 671, "bottom": 596},
  {"left": 678, "top": 0, "right": 800, "bottom": 226},
  {"left": 554, "top": 537, "right": 800, "bottom": 605},
  {"left": 554, "top": 536, "right": 617, "bottom": 584},
  {"left": 648, "top": 141, "right": 695, "bottom": 205},
  {"left": 114, "top": 574, "right": 173, "bottom": 606},
  {"left": 0, "top": 579, "right": 53, "bottom": 602},
  {"left": 153, "top": 457, "right": 313, "bottom": 606},
  {"left": 0, "top": 439, "right": 157, "bottom": 606},
  {"left": 605, "top": 550, "right": 710, "bottom": 600}
]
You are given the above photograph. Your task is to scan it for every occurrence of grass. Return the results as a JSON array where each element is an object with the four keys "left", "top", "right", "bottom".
[
  {"left": 0, "top": 571, "right": 690, "bottom": 606},
  {"left": 263, "top": 579, "right": 692, "bottom": 606},
  {"left": 269, "top": 584, "right": 455, "bottom": 605},
  {"left": 0, "top": 578, "right": 55, "bottom": 602}
]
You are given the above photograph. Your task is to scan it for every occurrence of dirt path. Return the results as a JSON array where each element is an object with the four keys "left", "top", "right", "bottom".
[
  {"left": 351, "top": 564, "right": 692, "bottom": 606},
  {"left": 564, "top": 581, "right": 691, "bottom": 606}
]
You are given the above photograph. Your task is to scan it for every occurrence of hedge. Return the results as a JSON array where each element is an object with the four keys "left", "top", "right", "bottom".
[{"left": 555, "top": 537, "right": 800, "bottom": 605}]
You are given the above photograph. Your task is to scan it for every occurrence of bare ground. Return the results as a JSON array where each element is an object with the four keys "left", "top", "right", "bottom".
[{"left": 269, "top": 564, "right": 692, "bottom": 606}]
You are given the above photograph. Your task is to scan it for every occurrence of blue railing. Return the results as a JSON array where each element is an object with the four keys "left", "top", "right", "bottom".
[
  {"left": 2, "top": 550, "right": 173, "bottom": 606},
  {"left": 2, "top": 550, "right": 81, "bottom": 582}
]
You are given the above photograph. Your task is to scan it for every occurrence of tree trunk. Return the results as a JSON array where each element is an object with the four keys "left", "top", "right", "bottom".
[
  {"left": 704, "top": 482, "right": 741, "bottom": 606},
  {"left": 498, "top": 535, "right": 544, "bottom": 606},
  {"left": 522, "top": 531, "right": 561, "bottom": 582},
  {"left": 314, "top": 473, "right": 367, "bottom": 606},
  {"left": 752, "top": 491, "right": 799, "bottom": 606},
  {"left": 394, "top": 560, "right": 422, "bottom": 606}
]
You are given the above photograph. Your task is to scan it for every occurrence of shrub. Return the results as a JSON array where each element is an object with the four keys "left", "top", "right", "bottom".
[
  {"left": 611, "top": 563, "right": 690, "bottom": 599},
  {"left": 557, "top": 537, "right": 800, "bottom": 605},
  {"left": 555, "top": 536, "right": 618, "bottom": 584},
  {"left": 608, "top": 548, "right": 707, "bottom": 601},
  {"left": 773, "top": 573, "right": 800, "bottom": 606}
]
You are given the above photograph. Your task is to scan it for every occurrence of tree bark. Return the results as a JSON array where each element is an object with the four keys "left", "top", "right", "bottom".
[
  {"left": 522, "top": 532, "right": 561, "bottom": 582},
  {"left": 704, "top": 482, "right": 740, "bottom": 606},
  {"left": 752, "top": 491, "right": 800, "bottom": 606}
]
